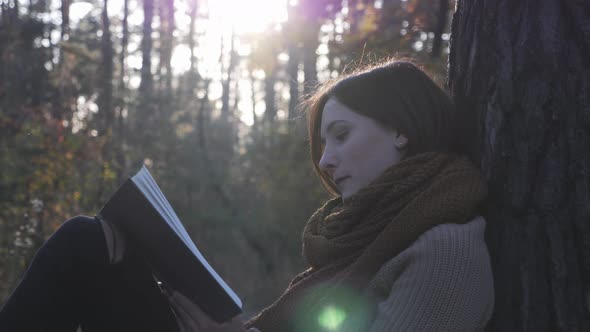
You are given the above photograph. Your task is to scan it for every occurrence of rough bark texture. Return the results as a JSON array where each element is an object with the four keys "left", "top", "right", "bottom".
[{"left": 448, "top": 1, "right": 590, "bottom": 331}]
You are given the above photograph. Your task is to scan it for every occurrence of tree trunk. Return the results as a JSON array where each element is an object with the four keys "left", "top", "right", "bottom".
[
  {"left": 60, "top": 0, "right": 69, "bottom": 40},
  {"left": 114, "top": 0, "right": 129, "bottom": 171},
  {"left": 249, "top": 68, "right": 259, "bottom": 132},
  {"left": 431, "top": 0, "right": 448, "bottom": 58},
  {"left": 197, "top": 79, "right": 210, "bottom": 151},
  {"left": 302, "top": 23, "right": 319, "bottom": 95},
  {"left": 448, "top": 1, "right": 590, "bottom": 331},
  {"left": 57, "top": 0, "right": 72, "bottom": 123},
  {"left": 119, "top": 0, "right": 128, "bottom": 91},
  {"left": 286, "top": 41, "right": 299, "bottom": 127},
  {"left": 114, "top": 0, "right": 129, "bottom": 178},
  {"left": 96, "top": 0, "right": 114, "bottom": 202},
  {"left": 221, "top": 31, "right": 236, "bottom": 119},
  {"left": 136, "top": 0, "right": 154, "bottom": 159},
  {"left": 164, "top": 0, "right": 174, "bottom": 96},
  {"left": 99, "top": 0, "right": 113, "bottom": 135},
  {"left": 188, "top": 0, "right": 198, "bottom": 76},
  {"left": 139, "top": 0, "right": 154, "bottom": 95},
  {"left": 263, "top": 69, "right": 277, "bottom": 138},
  {"left": 155, "top": 0, "right": 174, "bottom": 98}
]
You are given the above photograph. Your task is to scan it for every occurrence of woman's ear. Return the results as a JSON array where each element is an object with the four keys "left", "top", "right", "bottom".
[{"left": 394, "top": 133, "right": 408, "bottom": 149}]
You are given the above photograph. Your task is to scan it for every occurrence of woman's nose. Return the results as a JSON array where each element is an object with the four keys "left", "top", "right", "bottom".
[{"left": 319, "top": 148, "right": 337, "bottom": 177}]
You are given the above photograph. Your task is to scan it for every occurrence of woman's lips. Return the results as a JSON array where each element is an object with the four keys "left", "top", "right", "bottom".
[{"left": 335, "top": 176, "right": 350, "bottom": 186}]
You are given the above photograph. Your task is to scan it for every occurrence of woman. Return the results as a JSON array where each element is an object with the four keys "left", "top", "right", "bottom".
[
  {"left": 0, "top": 60, "right": 494, "bottom": 331},
  {"left": 243, "top": 60, "right": 494, "bottom": 331}
]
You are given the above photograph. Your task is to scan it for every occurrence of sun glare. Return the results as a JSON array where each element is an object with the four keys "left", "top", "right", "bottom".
[
  {"left": 69, "top": 0, "right": 290, "bottom": 126},
  {"left": 207, "top": 0, "right": 288, "bottom": 34}
]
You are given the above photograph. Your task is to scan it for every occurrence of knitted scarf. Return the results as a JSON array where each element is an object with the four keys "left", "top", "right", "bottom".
[{"left": 245, "top": 152, "right": 487, "bottom": 332}]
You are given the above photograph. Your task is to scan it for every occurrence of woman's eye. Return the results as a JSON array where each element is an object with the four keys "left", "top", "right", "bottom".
[{"left": 335, "top": 131, "right": 349, "bottom": 141}]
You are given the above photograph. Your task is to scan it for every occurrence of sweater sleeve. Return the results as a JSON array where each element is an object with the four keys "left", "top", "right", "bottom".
[{"left": 367, "top": 217, "right": 494, "bottom": 332}]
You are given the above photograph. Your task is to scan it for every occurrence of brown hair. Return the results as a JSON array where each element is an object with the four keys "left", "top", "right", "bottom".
[{"left": 305, "top": 60, "right": 460, "bottom": 195}]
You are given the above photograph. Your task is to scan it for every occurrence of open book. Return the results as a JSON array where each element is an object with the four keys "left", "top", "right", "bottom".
[{"left": 96, "top": 166, "right": 242, "bottom": 323}]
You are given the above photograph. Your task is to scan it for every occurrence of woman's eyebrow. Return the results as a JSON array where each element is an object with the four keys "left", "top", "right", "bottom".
[
  {"left": 326, "top": 120, "right": 348, "bottom": 133},
  {"left": 321, "top": 120, "right": 348, "bottom": 142}
]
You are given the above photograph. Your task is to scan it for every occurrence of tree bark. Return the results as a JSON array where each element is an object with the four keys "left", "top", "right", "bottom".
[
  {"left": 60, "top": 0, "right": 69, "bottom": 40},
  {"left": 99, "top": 0, "right": 113, "bottom": 135},
  {"left": 249, "top": 69, "right": 259, "bottom": 132},
  {"left": 448, "top": 1, "right": 590, "bottom": 331},
  {"left": 119, "top": 0, "right": 128, "bottom": 91},
  {"left": 302, "top": 23, "right": 319, "bottom": 95},
  {"left": 139, "top": 0, "right": 154, "bottom": 95},
  {"left": 114, "top": 0, "right": 129, "bottom": 178},
  {"left": 431, "top": 0, "right": 448, "bottom": 58},
  {"left": 188, "top": 0, "right": 198, "bottom": 75},
  {"left": 286, "top": 40, "right": 300, "bottom": 127},
  {"left": 159, "top": 0, "right": 174, "bottom": 97},
  {"left": 197, "top": 79, "right": 210, "bottom": 153},
  {"left": 56, "top": 0, "right": 72, "bottom": 123},
  {"left": 263, "top": 69, "right": 277, "bottom": 138},
  {"left": 221, "top": 32, "right": 236, "bottom": 119},
  {"left": 96, "top": 0, "right": 114, "bottom": 202}
]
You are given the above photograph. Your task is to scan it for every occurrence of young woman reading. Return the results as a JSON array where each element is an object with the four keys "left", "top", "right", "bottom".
[{"left": 0, "top": 60, "right": 494, "bottom": 331}]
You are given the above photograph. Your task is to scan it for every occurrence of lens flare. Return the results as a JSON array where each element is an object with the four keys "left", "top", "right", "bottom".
[{"left": 318, "top": 305, "right": 347, "bottom": 330}]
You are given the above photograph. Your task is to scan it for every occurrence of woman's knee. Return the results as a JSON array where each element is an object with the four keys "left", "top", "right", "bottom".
[{"left": 42, "top": 216, "right": 108, "bottom": 265}]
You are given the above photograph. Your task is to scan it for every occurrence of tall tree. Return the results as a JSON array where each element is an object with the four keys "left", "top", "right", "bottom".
[
  {"left": 299, "top": 0, "right": 324, "bottom": 94},
  {"left": 248, "top": 68, "right": 259, "bottom": 132},
  {"left": 60, "top": 0, "right": 70, "bottom": 40},
  {"left": 431, "top": 0, "right": 448, "bottom": 58},
  {"left": 57, "top": 0, "right": 73, "bottom": 123},
  {"left": 159, "top": 0, "right": 175, "bottom": 97},
  {"left": 139, "top": 0, "right": 154, "bottom": 95},
  {"left": 136, "top": 0, "right": 155, "bottom": 164},
  {"left": 99, "top": 0, "right": 113, "bottom": 136},
  {"left": 115, "top": 0, "right": 130, "bottom": 178},
  {"left": 285, "top": 2, "right": 301, "bottom": 129},
  {"left": 220, "top": 31, "right": 237, "bottom": 119},
  {"left": 263, "top": 65, "right": 277, "bottom": 134},
  {"left": 448, "top": 1, "right": 590, "bottom": 331},
  {"left": 197, "top": 78, "right": 211, "bottom": 152},
  {"left": 96, "top": 0, "right": 114, "bottom": 202},
  {"left": 187, "top": 0, "right": 198, "bottom": 84},
  {"left": 119, "top": 0, "right": 129, "bottom": 92},
  {"left": 248, "top": 32, "right": 281, "bottom": 140},
  {"left": 298, "top": 0, "right": 342, "bottom": 94}
]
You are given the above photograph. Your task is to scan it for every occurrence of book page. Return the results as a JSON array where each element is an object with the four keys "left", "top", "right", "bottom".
[{"left": 131, "top": 166, "right": 242, "bottom": 308}]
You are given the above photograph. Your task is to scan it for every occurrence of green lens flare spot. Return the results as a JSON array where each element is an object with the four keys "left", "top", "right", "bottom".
[{"left": 318, "top": 305, "right": 346, "bottom": 330}]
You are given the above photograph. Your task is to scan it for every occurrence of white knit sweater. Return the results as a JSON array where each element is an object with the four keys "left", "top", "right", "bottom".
[{"left": 364, "top": 216, "right": 494, "bottom": 331}]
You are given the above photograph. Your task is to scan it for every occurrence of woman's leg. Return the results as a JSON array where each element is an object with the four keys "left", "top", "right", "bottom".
[
  {"left": 80, "top": 218, "right": 179, "bottom": 332},
  {"left": 0, "top": 216, "right": 178, "bottom": 332}
]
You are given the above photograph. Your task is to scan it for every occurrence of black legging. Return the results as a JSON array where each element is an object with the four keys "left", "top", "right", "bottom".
[{"left": 0, "top": 216, "right": 179, "bottom": 332}]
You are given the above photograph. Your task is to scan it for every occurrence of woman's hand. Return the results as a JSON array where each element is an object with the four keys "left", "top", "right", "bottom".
[{"left": 167, "top": 290, "right": 247, "bottom": 332}]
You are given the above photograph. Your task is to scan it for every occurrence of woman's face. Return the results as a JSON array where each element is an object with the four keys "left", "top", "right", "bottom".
[{"left": 319, "top": 97, "right": 407, "bottom": 199}]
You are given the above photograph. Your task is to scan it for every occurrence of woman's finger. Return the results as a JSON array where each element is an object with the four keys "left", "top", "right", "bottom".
[
  {"left": 167, "top": 290, "right": 246, "bottom": 331},
  {"left": 167, "top": 291, "right": 202, "bottom": 332}
]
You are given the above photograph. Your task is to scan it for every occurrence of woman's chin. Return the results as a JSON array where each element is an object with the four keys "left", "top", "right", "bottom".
[{"left": 340, "top": 187, "right": 357, "bottom": 200}]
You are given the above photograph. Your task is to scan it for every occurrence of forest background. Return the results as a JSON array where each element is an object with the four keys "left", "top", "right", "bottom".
[{"left": 1, "top": 0, "right": 455, "bottom": 314}]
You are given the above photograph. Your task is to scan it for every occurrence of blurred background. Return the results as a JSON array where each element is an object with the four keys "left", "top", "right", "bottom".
[{"left": 0, "top": 0, "right": 453, "bottom": 314}]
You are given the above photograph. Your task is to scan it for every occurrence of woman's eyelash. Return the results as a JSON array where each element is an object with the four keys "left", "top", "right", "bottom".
[{"left": 335, "top": 131, "right": 349, "bottom": 140}]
